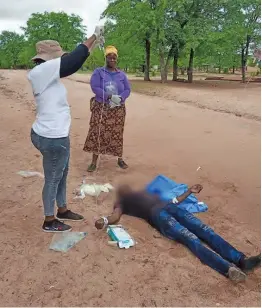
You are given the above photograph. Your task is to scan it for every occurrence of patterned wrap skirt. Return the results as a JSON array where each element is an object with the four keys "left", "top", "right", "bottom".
[{"left": 83, "top": 98, "right": 126, "bottom": 157}]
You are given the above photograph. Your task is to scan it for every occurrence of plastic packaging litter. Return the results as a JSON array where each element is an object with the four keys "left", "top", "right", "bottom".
[
  {"left": 17, "top": 171, "right": 44, "bottom": 179},
  {"left": 74, "top": 183, "right": 114, "bottom": 199},
  {"left": 49, "top": 232, "right": 87, "bottom": 252},
  {"left": 146, "top": 174, "right": 208, "bottom": 213},
  {"left": 109, "top": 100, "right": 121, "bottom": 109},
  {"left": 107, "top": 225, "right": 135, "bottom": 249}
]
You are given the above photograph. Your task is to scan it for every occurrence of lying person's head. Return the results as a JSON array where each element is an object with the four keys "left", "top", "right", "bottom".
[{"left": 116, "top": 184, "right": 133, "bottom": 199}]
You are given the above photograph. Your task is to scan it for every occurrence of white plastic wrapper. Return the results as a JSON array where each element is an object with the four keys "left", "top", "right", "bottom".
[
  {"left": 109, "top": 100, "right": 121, "bottom": 109},
  {"left": 49, "top": 232, "right": 87, "bottom": 252},
  {"left": 74, "top": 183, "right": 114, "bottom": 199},
  {"left": 17, "top": 171, "right": 44, "bottom": 179}
]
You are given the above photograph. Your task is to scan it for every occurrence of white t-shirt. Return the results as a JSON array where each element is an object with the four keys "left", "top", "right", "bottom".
[{"left": 28, "top": 58, "right": 71, "bottom": 138}]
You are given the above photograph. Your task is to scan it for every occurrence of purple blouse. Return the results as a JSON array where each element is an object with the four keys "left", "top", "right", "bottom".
[{"left": 90, "top": 67, "right": 131, "bottom": 103}]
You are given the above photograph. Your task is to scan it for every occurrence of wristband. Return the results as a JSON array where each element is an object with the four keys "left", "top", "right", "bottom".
[
  {"left": 172, "top": 197, "right": 179, "bottom": 204},
  {"left": 102, "top": 216, "right": 109, "bottom": 228}
]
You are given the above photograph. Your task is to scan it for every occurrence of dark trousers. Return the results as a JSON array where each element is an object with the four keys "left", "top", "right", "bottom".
[{"left": 152, "top": 204, "right": 244, "bottom": 276}]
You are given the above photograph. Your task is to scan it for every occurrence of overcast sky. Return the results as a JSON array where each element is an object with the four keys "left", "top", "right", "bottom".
[{"left": 0, "top": 0, "right": 108, "bottom": 36}]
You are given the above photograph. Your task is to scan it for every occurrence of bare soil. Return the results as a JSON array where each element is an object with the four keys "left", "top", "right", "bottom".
[{"left": 0, "top": 70, "right": 260, "bottom": 307}]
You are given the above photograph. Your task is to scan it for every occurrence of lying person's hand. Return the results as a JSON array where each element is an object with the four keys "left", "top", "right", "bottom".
[
  {"left": 95, "top": 218, "right": 105, "bottom": 229},
  {"left": 189, "top": 184, "right": 203, "bottom": 194}
]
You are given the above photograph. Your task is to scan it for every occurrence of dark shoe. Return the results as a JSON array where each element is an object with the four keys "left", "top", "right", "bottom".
[
  {"left": 87, "top": 163, "right": 97, "bottom": 172},
  {"left": 239, "top": 254, "right": 261, "bottom": 273},
  {"left": 42, "top": 219, "right": 72, "bottom": 233},
  {"left": 57, "top": 210, "right": 84, "bottom": 222},
  {"left": 228, "top": 266, "right": 246, "bottom": 282},
  {"left": 118, "top": 158, "right": 128, "bottom": 169}
]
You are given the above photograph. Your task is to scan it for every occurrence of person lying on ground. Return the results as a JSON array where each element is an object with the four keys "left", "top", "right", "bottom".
[
  {"left": 95, "top": 184, "right": 261, "bottom": 282},
  {"left": 28, "top": 26, "right": 104, "bottom": 233}
]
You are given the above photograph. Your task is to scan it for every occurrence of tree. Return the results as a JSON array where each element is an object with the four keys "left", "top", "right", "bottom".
[
  {"left": 223, "top": 0, "right": 261, "bottom": 82},
  {"left": 0, "top": 12, "right": 88, "bottom": 69},
  {"left": 83, "top": 48, "right": 105, "bottom": 71},
  {"left": 103, "top": 20, "right": 145, "bottom": 71},
  {"left": 0, "top": 31, "right": 25, "bottom": 69},
  {"left": 103, "top": 0, "right": 158, "bottom": 81},
  {"left": 22, "top": 11, "right": 87, "bottom": 52},
  {"left": 151, "top": 0, "right": 221, "bottom": 83}
]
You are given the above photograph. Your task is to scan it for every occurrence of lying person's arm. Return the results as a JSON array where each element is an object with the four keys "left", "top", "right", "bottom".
[
  {"left": 170, "top": 184, "right": 203, "bottom": 205},
  {"left": 95, "top": 204, "right": 123, "bottom": 230}
]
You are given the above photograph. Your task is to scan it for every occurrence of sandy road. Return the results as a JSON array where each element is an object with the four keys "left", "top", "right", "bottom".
[{"left": 0, "top": 70, "right": 260, "bottom": 306}]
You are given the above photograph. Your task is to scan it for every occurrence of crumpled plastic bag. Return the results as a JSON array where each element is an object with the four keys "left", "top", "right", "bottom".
[
  {"left": 49, "top": 232, "right": 87, "bottom": 252},
  {"left": 74, "top": 183, "right": 114, "bottom": 199},
  {"left": 17, "top": 171, "right": 44, "bottom": 179},
  {"left": 109, "top": 100, "right": 121, "bottom": 109}
]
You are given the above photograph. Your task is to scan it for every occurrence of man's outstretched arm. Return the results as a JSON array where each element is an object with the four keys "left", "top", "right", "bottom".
[
  {"left": 95, "top": 205, "right": 123, "bottom": 230},
  {"left": 171, "top": 184, "right": 203, "bottom": 205}
]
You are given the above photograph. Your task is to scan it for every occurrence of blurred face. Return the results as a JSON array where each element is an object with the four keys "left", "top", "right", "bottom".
[
  {"left": 117, "top": 185, "right": 132, "bottom": 199},
  {"left": 106, "top": 53, "right": 117, "bottom": 69}
]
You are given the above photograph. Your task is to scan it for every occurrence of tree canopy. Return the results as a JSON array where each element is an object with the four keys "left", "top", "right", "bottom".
[{"left": 0, "top": 2, "right": 260, "bottom": 83}]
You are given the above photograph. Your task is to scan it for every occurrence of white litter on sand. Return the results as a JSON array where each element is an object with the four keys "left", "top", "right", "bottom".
[
  {"left": 17, "top": 171, "right": 44, "bottom": 178},
  {"left": 74, "top": 183, "right": 114, "bottom": 199}
]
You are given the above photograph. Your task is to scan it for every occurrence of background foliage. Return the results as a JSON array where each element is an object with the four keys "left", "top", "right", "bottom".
[{"left": 0, "top": 1, "right": 260, "bottom": 82}]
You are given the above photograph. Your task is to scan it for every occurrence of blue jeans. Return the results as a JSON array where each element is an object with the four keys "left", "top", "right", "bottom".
[
  {"left": 152, "top": 204, "right": 245, "bottom": 276},
  {"left": 31, "top": 130, "right": 70, "bottom": 216}
]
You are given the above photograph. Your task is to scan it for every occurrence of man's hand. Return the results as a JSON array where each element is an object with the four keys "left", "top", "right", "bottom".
[
  {"left": 189, "top": 184, "right": 203, "bottom": 194},
  {"left": 95, "top": 218, "right": 105, "bottom": 230}
]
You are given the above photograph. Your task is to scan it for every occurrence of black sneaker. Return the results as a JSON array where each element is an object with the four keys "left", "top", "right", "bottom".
[
  {"left": 56, "top": 210, "right": 84, "bottom": 221},
  {"left": 239, "top": 254, "right": 261, "bottom": 273},
  {"left": 228, "top": 266, "right": 246, "bottom": 282},
  {"left": 118, "top": 158, "right": 128, "bottom": 169},
  {"left": 42, "top": 219, "right": 72, "bottom": 233}
]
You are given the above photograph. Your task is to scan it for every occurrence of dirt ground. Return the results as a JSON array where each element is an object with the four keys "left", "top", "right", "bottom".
[{"left": 0, "top": 70, "right": 260, "bottom": 307}]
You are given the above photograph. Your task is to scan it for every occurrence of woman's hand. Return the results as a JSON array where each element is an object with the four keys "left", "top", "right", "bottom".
[{"left": 111, "top": 95, "right": 122, "bottom": 104}]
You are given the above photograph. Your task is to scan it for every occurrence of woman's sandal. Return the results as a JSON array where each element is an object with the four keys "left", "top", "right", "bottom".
[
  {"left": 118, "top": 158, "right": 128, "bottom": 169},
  {"left": 87, "top": 163, "right": 97, "bottom": 172}
]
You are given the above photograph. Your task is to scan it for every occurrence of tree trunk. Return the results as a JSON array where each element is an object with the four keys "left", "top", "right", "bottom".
[
  {"left": 241, "top": 35, "right": 251, "bottom": 83},
  {"left": 158, "top": 41, "right": 168, "bottom": 83},
  {"left": 187, "top": 48, "right": 194, "bottom": 83},
  {"left": 144, "top": 38, "right": 151, "bottom": 81},
  {"left": 232, "top": 66, "right": 235, "bottom": 74},
  {"left": 160, "top": 52, "right": 167, "bottom": 83},
  {"left": 172, "top": 49, "right": 179, "bottom": 81},
  {"left": 241, "top": 46, "right": 246, "bottom": 82}
]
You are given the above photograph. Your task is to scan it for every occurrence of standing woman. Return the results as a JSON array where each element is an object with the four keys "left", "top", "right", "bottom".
[
  {"left": 83, "top": 46, "right": 131, "bottom": 172},
  {"left": 28, "top": 27, "right": 104, "bottom": 233}
]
